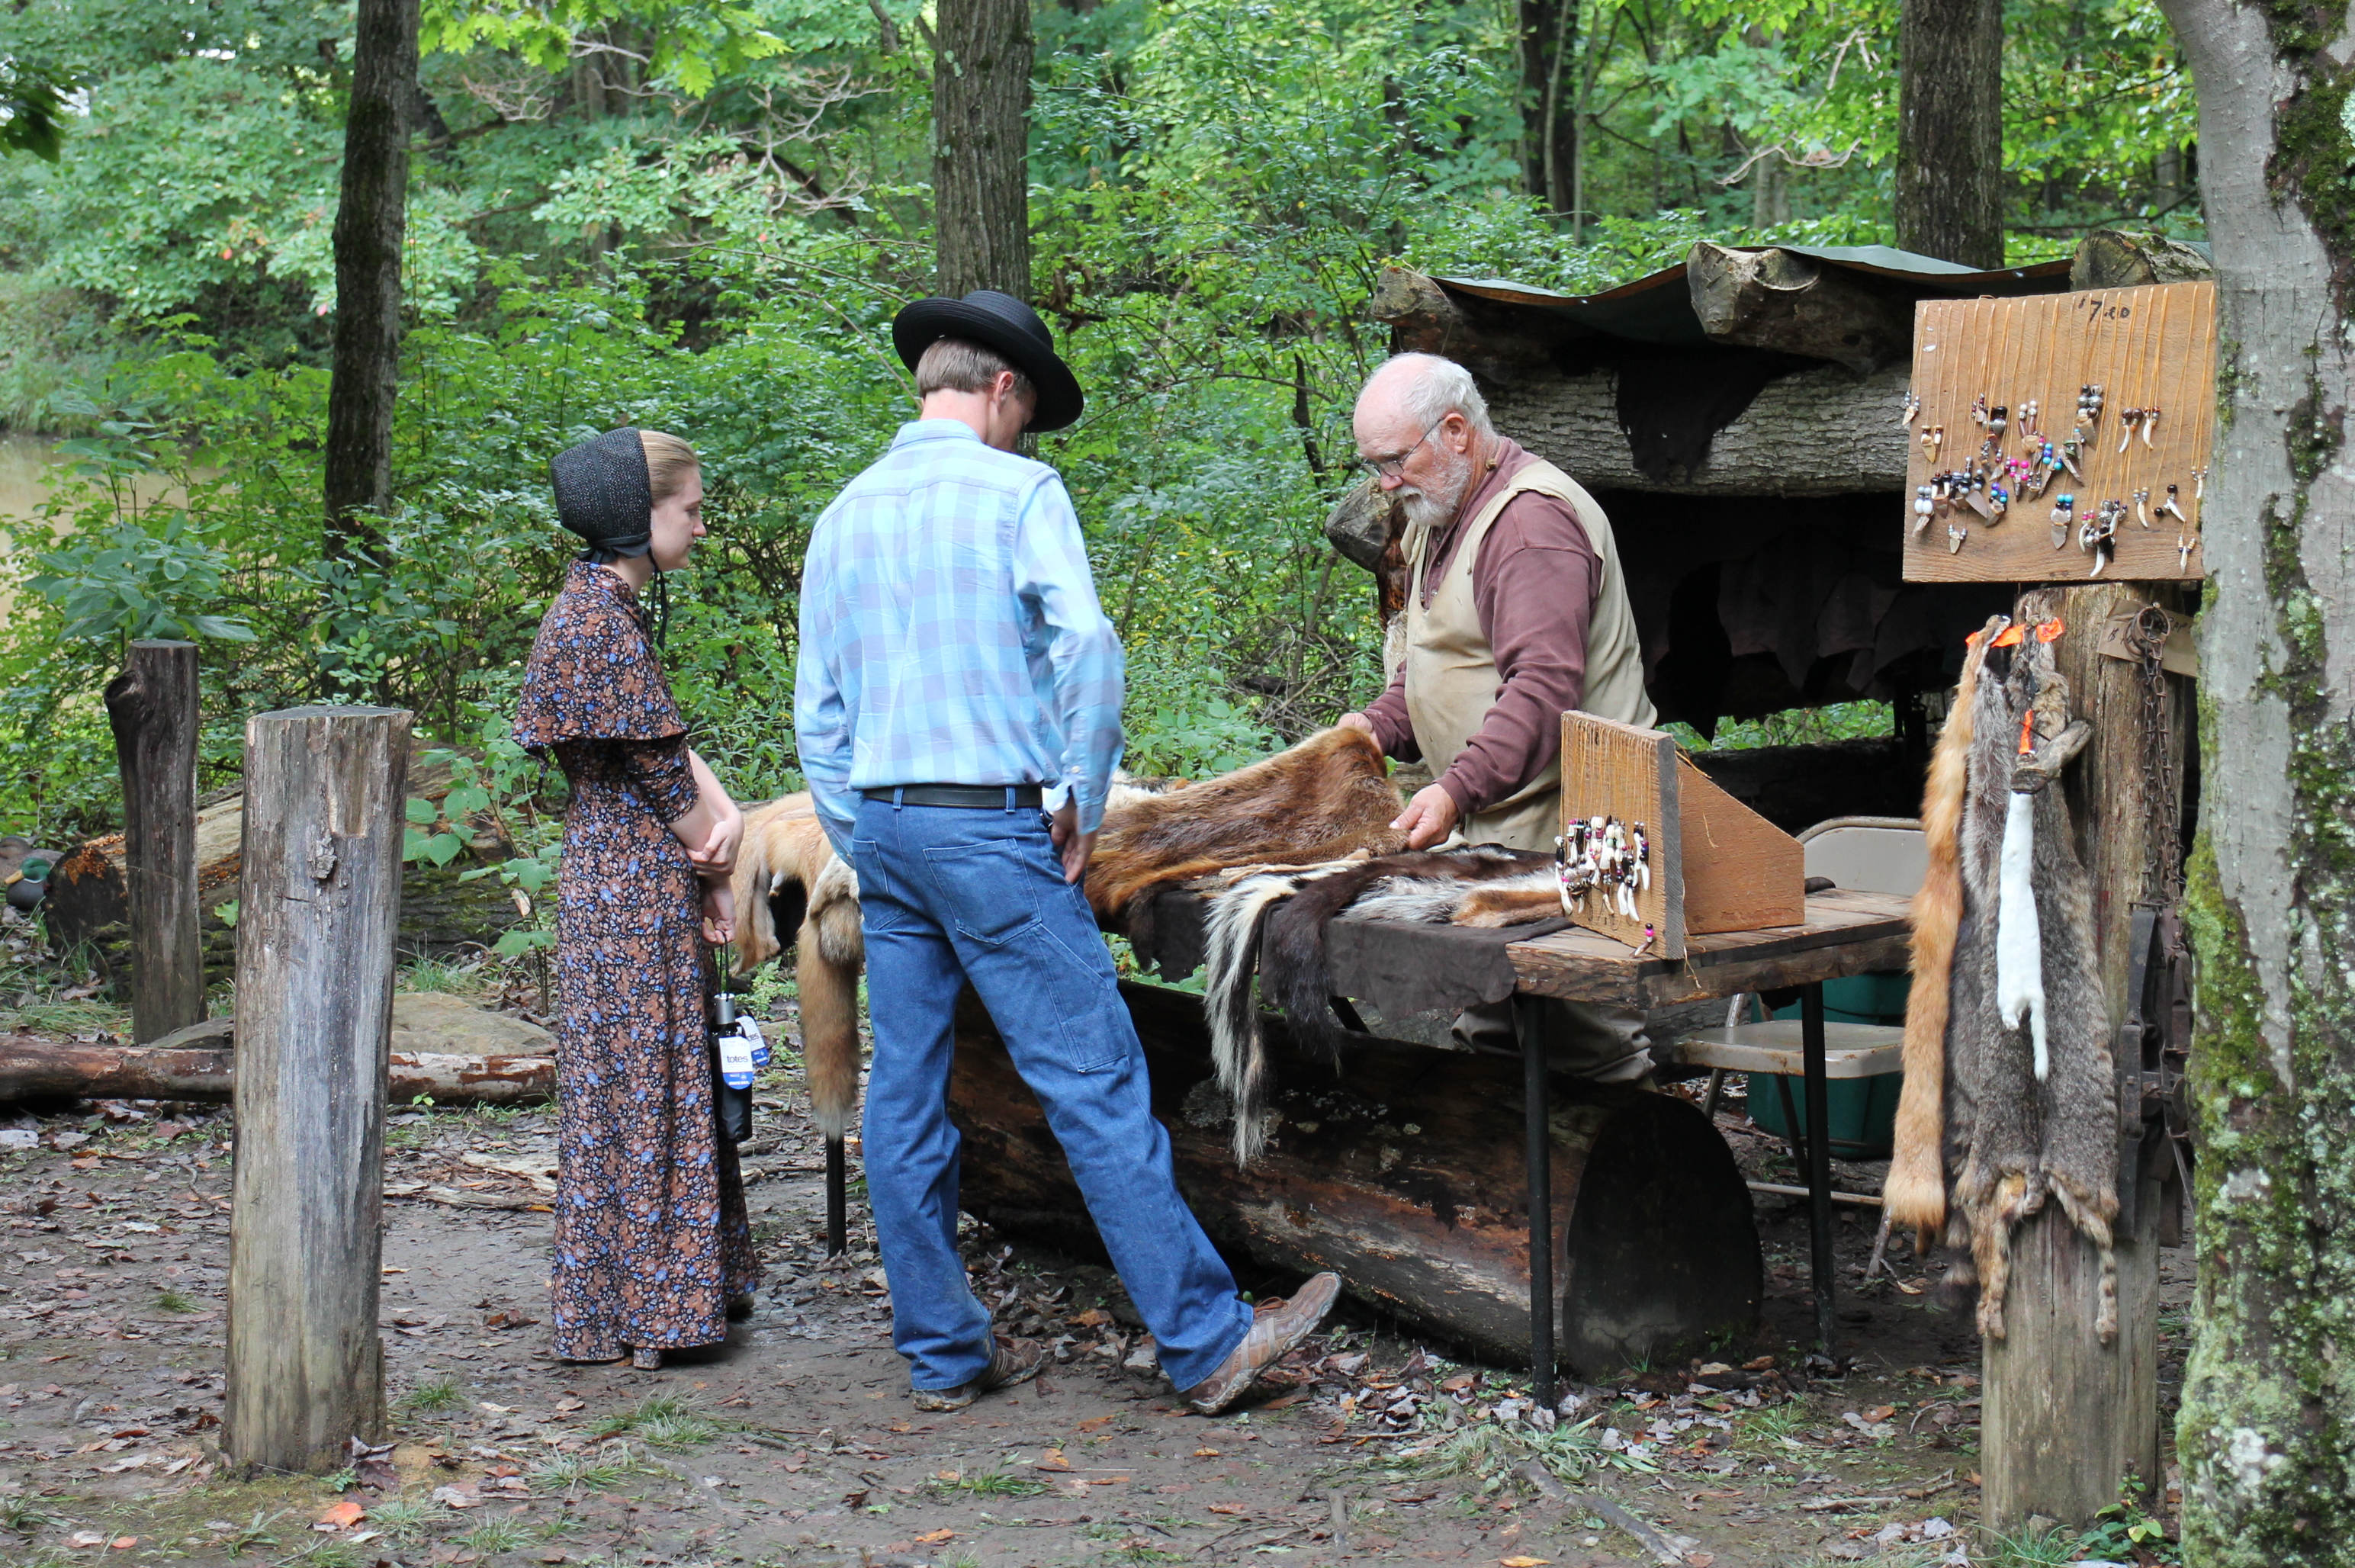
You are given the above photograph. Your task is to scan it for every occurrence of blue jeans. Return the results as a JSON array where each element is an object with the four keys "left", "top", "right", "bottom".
[{"left": 849, "top": 792, "right": 1253, "bottom": 1393}]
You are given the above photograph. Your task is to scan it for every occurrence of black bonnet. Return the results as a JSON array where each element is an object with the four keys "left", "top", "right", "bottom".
[{"left": 550, "top": 428, "right": 654, "bottom": 557}]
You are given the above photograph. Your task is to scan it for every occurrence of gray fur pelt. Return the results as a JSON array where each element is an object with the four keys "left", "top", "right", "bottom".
[
  {"left": 1200, "top": 844, "right": 1555, "bottom": 1165},
  {"left": 1942, "top": 634, "right": 2119, "bottom": 1341}
]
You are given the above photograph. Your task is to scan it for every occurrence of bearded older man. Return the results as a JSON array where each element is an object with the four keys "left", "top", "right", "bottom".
[{"left": 1337, "top": 351, "right": 1659, "bottom": 1081}]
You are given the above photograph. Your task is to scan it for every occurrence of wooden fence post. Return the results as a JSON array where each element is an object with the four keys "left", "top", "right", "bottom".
[
  {"left": 102, "top": 640, "right": 202, "bottom": 1043},
  {"left": 1980, "top": 582, "right": 2186, "bottom": 1528},
  {"left": 223, "top": 705, "right": 411, "bottom": 1474}
]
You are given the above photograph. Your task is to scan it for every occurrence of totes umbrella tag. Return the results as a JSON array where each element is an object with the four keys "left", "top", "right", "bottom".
[
  {"left": 718, "top": 1024, "right": 758, "bottom": 1091},
  {"left": 734, "top": 1014, "right": 772, "bottom": 1072}
]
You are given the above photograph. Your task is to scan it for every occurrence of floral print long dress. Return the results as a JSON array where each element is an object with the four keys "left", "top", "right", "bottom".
[{"left": 514, "top": 561, "right": 760, "bottom": 1360}]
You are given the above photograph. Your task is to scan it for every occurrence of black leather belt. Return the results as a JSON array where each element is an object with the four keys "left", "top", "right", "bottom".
[{"left": 861, "top": 783, "right": 1045, "bottom": 808}]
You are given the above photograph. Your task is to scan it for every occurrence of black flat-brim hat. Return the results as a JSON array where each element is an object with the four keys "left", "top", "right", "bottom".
[{"left": 892, "top": 289, "right": 1084, "bottom": 432}]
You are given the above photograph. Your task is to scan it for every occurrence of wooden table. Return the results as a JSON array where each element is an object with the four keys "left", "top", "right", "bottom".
[
  {"left": 1139, "top": 885, "right": 1913, "bottom": 1402},
  {"left": 1499, "top": 888, "right": 1912, "bottom": 1399}
]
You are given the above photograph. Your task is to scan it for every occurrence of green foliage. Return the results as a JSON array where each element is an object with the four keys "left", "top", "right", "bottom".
[{"left": 0, "top": 0, "right": 2202, "bottom": 854}]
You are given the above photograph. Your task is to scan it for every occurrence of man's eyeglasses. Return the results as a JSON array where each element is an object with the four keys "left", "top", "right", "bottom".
[{"left": 1355, "top": 425, "right": 1433, "bottom": 481}]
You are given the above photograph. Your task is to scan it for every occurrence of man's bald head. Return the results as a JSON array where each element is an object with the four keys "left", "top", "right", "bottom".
[
  {"left": 1354, "top": 353, "right": 1495, "bottom": 450},
  {"left": 1352, "top": 353, "right": 1494, "bottom": 530}
]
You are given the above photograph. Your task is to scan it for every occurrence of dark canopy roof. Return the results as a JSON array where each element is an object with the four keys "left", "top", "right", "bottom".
[{"left": 1433, "top": 245, "right": 2073, "bottom": 348}]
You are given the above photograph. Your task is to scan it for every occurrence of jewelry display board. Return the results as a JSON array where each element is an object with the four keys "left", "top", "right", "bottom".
[
  {"left": 1557, "top": 712, "right": 1804, "bottom": 959},
  {"left": 1902, "top": 281, "right": 2215, "bottom": 583}
]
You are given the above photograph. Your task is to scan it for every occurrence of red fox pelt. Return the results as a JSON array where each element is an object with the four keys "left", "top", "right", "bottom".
[
  {"left": 1884, "top": 616, "right": 2004, "bottom": 1237},
  {"left": 729, "top": 794, "right": 864, "bottom": 1141}
]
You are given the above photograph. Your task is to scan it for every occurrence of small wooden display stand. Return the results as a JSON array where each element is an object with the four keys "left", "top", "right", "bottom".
[{"left": 1557, "top": 712, "right": 1805, "bottom": 958}]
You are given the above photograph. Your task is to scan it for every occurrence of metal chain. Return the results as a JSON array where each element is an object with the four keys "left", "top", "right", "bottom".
[{"left": 2125, "top": 602, "right": 2183, "bottom": 904}]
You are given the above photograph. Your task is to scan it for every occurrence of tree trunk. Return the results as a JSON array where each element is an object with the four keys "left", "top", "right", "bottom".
[
  {"left": 2148, "top": 0, "right": 2355, "bottom": 1556},
  {"left": 103, "top": 641, "right": 203, "bottom": 1045},
  {"left": 0, "top": 1038, "right": 556, "bottom": 1107},
  {"left": 223, "top": 705, "right": 410, "bottom": 1474},
  {"left": 1894, "top": 0, "right": 2003, "bottom": 267},
  {"left": 1518, "top": 0, "right": 1578, "bottom": 214},
  {"left": 322, "top": 0, "right": 419, "bottom": 557},
  {"left": 930, "top": 0, "right": 1033, "bottom": 297}
]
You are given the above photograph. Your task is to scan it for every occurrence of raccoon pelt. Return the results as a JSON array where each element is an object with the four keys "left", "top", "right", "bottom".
[
  {"left": 1086, "top": 727, "right": 1408, "bottom": 932},
  {"left": 1945, "top": 636, "right": 2119, "bottom": 1344},
  {"left": 729, "top": 794, "right": 864, "bottom": 1140},
  {"left": 1202, "top": 844, "right": 1554, "bottom": 1165},
  {"left": 1885, "top": 615, "right": 2006, "bottom": 1237}
]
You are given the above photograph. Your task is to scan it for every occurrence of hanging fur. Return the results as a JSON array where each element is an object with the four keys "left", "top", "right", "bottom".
[
  {"left": 730, "top": 794, "right": 866, "bottom": 1139},
  {"left": 1199, "top": 844, "right": 1557, "bottom": 1164},
  {"left": 1885, "top": 615, "right": 2005, "bottom": 1235},
  {"left": 1943, "top": 635, "right": 2119, "bottom": 1342},
  {"left": 1084, "top": 727, "right": 1406, "bottom": 931},
  {"left": 1994, "top": 789, "right": 2048, "bottom": 1079}
]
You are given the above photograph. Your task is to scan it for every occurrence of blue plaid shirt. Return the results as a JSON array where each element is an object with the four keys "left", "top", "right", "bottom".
[{"left": 795, "top": 419, "right": 1126, "bottom": 854}]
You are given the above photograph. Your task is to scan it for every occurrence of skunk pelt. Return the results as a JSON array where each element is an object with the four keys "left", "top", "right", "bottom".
[
  {"left": 1085, "top": 727, "right": 1406, "bottom": 933},
  {"left": 1201, "top": 844, "right": 1554, "bottom": 1165},
  {"left": 730, "top": 793, "right": 865, "bottom": 1139}
]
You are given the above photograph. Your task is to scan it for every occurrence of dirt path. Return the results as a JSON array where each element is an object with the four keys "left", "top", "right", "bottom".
[{"left": 0, "top": 1070, "right": 2190, "bottom": 1568}]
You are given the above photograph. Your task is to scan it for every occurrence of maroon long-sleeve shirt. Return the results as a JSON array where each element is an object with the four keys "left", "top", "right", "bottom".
[{"left": 1361, "top": 437, "right": 1599, "bottom": 816}]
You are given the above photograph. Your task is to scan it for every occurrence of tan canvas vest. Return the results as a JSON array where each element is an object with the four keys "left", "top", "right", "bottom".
[{"left": 1402, "top": 458, "right": 1654, "bottom": 852}]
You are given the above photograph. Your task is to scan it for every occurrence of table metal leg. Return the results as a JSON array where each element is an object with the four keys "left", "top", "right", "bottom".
[
  {"left": 1513, "top": 994, "right": 1554, "bottom": 1407},
  {"left": 1801, "top": 982, "right": 1836, "bottom": 1353}
]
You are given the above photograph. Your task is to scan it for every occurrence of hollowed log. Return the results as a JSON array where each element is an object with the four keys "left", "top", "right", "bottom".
[{"left": 949, "top": 982, "right": 1762, "bottom": 1376}]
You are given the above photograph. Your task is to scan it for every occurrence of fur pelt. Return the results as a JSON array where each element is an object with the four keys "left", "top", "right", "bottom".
[
  {"left": 730, "top": 794, "right": 864, "bottom": 1139},
  {"left": 1942, "top": 637, "right": 2119, "bottom": 1342},
  {"left": 1084, "top": 727, "right": 1407, "bottom": 931},
  {"left": 1885, "top": 616, "right": 2004, "bottom": 1235},
  {"left": 1200, "top": 844, "right": 1556, "bottom": 1164}
]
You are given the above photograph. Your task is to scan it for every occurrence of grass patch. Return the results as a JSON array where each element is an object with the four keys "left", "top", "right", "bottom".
[
  {"left": 453, "top": 1513, "right": 536, "bottom": 1557},
  {"left": 361, "top": 1499, "right": 437, "bottom": 1545},
  {"left": 2, "top": 995, "right": 132, "bottom": 1038},
  {"left": 529, "top": 1446, "right": 648, "bottom": 1494},
  {"left": 0, "top": 1492, "right": 68, "bottom": 1532},
  {"left": 590, "top": 1393, "right": 723, "bottom": 1451},
  {"left": 220, "top": 1509, "right": 284, "bottom": 1557},
  {"left": 1981, "top": 1525, "right": 2078, "bottom": 1566},
  {"left": 400, "top": 1377, "right": 463, "bottom": 1414},
  {"left": 1734, "top": 1400, "right": 1810, "bottom": 1445},
  {"left": 153, "top": 1288, "right": 198, "bottom": 1313},
  {"left": 396, "top": 956, "right": 494, "bottom": 998},
  {"left": 931, "top": 1464, "right": 1049, "bottom": 1499},
  {"left": 284, "top": 1541, "right": 374, "bottom": 1568}
]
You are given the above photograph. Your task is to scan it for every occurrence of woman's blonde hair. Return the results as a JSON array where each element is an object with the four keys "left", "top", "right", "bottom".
[{"left": 638, "top": 429, "right": 700, "bottom": 504}]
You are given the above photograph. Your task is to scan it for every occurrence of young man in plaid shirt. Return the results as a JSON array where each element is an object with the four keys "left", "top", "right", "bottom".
[{"left": 795, "top": 289, "right": 1341, "bottom": 1415}]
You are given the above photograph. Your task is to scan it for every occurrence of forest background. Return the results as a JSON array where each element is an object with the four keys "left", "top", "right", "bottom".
[{"left": 0, "top": 0, "right": 2197, "bottom": 841}]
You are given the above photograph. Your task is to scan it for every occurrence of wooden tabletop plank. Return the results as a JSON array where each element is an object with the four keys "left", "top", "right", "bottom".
[{"left": 1505, "top": 889, "right": 1913, "bottom": 1007}]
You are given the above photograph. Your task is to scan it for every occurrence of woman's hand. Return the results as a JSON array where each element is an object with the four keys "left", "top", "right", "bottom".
[
  {"left": 684, "top": 751, "right": 742, "bottom": 879},
  {"left": 692, "top": 802, "right": 744, "bottom": 880},
  {"left": 700, "top": 879, "right": 736, "bottom": 946}
]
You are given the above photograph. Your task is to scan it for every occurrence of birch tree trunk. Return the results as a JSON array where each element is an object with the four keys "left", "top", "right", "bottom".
[
  {"left": 2148, "top": 0, "right": 2355, "bottom": 1555},
  {"left": 322, "top": 0, "right": 418, "bottom": 557},
  {"left": 931, "top": 0, "right": 1033, "bottom": 297},
  {"left": 1894, "top": 0, "right": 2003, "bottom": 267}
]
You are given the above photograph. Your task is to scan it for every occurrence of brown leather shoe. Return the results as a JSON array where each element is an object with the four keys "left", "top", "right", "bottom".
[
  {"left": 911, "top": 1335, "right": 1044, "bottom": 1412},
  {"left": 1181, "top": 1273, "right": 1343, "bottom": 1415}
]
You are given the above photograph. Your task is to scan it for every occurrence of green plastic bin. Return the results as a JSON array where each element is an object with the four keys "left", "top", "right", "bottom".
[{"left": 1743, "top": 973, "right": 1907, "bottom": 1155}]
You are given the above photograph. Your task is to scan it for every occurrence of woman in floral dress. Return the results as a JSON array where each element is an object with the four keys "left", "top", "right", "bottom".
[{"left": 515, "top": 427, "right": 759, "bottom": 1370}]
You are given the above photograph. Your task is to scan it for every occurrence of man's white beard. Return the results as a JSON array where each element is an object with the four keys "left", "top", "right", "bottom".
[{"left": 1397, "top": 447, "right": 1476, "bottom": 533}]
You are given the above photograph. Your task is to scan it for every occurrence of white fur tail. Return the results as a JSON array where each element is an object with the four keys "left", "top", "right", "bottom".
[
  {"left": 1994, "top": 789, "right": 2046, "bottom": 1078},
  {"left": 1201, "top": 870, "right": 1309, "bottom": 1166}
]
